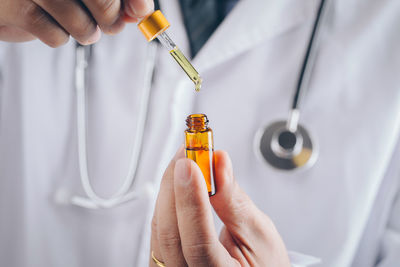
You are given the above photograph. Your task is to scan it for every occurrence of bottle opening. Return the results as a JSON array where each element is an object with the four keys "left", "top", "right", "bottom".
[{"left": 186, "top": 114, "right": 209, "bottom": 130}]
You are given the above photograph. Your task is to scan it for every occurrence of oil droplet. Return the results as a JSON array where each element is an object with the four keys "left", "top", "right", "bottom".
[
  {"left": 195, "top": 77, "right": 202, "bottom": 92},
  {"left": 170, "top": 46, "right": 202, "bottom": 92}
]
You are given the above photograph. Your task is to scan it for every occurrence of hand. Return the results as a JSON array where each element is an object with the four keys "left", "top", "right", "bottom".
[
  {"left": 0, "top": 0, "right": 154, "bottom": 47},
  {"left": 150, "top": 147, "right": 291, "bottom": 266}
]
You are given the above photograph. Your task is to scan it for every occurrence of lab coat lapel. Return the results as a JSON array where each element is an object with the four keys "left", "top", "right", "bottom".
[{"left": 193, "top": 0, "right": 319, "bottom": 72}]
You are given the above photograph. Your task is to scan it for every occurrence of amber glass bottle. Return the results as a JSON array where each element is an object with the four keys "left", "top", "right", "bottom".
[{"left": 184, "top": 114, "right": 216, "bottom": 196}]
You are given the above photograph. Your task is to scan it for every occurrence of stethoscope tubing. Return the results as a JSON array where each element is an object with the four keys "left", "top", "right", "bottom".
[
  {"left": 71, "top": 42, "right": 158, "bottom": 209},
  {"left": 291, "top": 0, "right": 327, "bottom": 112}
]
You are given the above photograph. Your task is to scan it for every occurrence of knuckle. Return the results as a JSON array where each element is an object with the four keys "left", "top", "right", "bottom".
[
  {"left": 96, "top": 0, "right": 119, "bottom": 25},
  {"left": 46, "top": 34, "right": 69, "bottom": 48},
  {"left": 20, "top": 3, "right": 69, "bottom": 48},
  {"left": 158, "top": 231, "right": 181, "bottom": 250},
  {"left": 183, "top": 242, "right": 215, "bottom": 262},
  {"left": 21, "top": 2, "right": 47, "bottom": 27},
  {"left": 71, "top": 19, "right": 96, "bottom": 42},
  {"left": 234, "top": 197, "right": 252, "bottom": 216}
]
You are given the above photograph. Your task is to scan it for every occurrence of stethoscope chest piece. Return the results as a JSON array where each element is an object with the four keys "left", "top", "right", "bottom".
[
  {"left": 253, "top": 0, "right": 328, "bottom": 171},
  {"left": 255, "top": 121, "right": 318, "bottom": 171}
]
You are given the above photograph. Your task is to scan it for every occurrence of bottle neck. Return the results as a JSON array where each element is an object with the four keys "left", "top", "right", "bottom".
[{"left": 186, "top": 114, "right": 209, "bottom": 131}]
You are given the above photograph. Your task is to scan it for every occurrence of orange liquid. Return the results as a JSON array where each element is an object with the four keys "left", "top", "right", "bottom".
[{"left": 185, "top": 147, "right": 216, "bottom": 195}]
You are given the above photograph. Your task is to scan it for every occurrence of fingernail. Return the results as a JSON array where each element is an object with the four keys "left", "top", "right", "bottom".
[
  {"left": 127, "top": 0, "right": 154, "bottom": 18},
  {"left": 175, "top": 159, "right": 192, "bottom": 186},
  {"left": 86, "top": 26, "right": 101, "bottom": 44},
  {"left": 123, "top": 13, "right": 139, "bottom": 23},
  {"left": 143, "top": 0, "right": 155, "bottom": 14}
]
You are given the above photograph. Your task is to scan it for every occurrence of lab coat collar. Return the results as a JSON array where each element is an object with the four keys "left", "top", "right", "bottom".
[
  {"left": 194, "top": 0, "right": 319, "bottom": 72},
  {"left": 166, "top": 0, "right": 319, "bottom": 73}
]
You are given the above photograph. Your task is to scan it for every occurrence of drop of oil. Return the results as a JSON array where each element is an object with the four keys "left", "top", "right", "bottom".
[
  {"left": 195, "top": 84, "right": 201, "bottom": 91},
  {"left": 195, "top": 76, "right": 202, "bottom": 92}
]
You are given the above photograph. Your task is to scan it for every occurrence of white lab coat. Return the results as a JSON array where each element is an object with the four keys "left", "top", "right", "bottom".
[{"left": 0, "top": 0, "right": 399, "bottom": 266}]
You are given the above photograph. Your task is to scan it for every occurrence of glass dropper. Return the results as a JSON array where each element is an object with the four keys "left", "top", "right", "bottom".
[{"left": 138, "top": 10, "right": 202, "bottom": 91}]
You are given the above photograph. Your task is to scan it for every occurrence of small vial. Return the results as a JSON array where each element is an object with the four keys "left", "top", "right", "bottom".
[
  {"left": 138, "top": 10, "right": 202, "bottom": 91},
  {"left": 184, "top": 114, "right": 216, "bottom": 196}
]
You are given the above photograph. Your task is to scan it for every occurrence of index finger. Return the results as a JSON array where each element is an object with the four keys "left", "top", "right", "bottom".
[{"left": 80, "top": 0, "right": 124, "bottom": 34}]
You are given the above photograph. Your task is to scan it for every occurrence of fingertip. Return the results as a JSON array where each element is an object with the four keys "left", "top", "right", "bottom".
[
  {"left": 125, "top": 0, "right": 154, "bottom": 19},
  {"left": 174, "top": 158, "right": 193, "bottom": 186},
  {"left": 213, "top": 150, "right": 234, "bottom": 193},
  {"left": 173, "top": 159, "right": 213, "bottom": 237},
  {"left": 174, "top": 158, "right": 209, "bottom": 197},
  {"left": 84, "top": 26, "right": 101, "bottom": 44},
  {"left": 122, "top": 13, "right": 139, "bottom": 23},
  {"left": 214, "top": 150, "right": 233, "bottom": 173}
]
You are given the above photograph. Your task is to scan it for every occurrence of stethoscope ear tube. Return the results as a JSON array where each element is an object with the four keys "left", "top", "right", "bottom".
[{"left": 69, "top": 42, "right": 158, "bottom": 209}]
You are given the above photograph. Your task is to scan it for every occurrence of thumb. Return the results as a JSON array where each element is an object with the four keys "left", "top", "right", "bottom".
[
  {"left": 210, "top": 151, "right": 260, "bottom": 231},
  {"left": 124, "top": 0, "right": 154, "bottom": 21}
]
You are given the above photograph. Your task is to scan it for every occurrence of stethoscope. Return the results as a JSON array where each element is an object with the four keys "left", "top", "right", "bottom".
[
  {"left": 67, "top": 42, "right": 157, "bottom": 209},
  {"left": 65, "top": 0, "right": 328, "bottom": 209},
  {"left": 254, "top": 0, "right": 328, "bottom": 171}
]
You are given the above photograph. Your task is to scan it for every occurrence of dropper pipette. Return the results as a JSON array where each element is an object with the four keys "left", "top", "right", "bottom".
[{"left": 138, "top": 10, "right": 202, "bottom": 91}]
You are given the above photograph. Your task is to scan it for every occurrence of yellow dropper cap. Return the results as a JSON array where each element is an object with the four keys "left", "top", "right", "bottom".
[{"left": 138, "top": 10, "right": 170, "bottom": 41}]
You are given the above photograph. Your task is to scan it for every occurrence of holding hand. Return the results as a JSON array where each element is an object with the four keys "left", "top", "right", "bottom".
[
  {"left": 0, "top": 0, "right": 154, "bottom": 47},
  {"left": 150, "top": 147, "right": 291, "bottom": 266}
]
